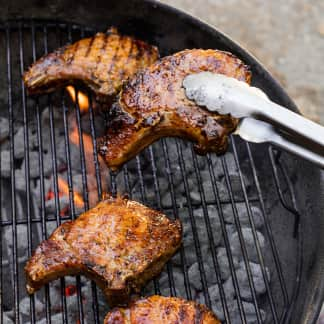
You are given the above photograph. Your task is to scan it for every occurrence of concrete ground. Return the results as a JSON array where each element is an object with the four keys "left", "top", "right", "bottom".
[{"left": 160, "top": 0, "right": 324, "bottom": 125}]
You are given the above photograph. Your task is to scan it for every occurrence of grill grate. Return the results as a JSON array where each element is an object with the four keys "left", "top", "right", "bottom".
[{"left": 0, "top": 19, "right": 302, "bottom": 324}]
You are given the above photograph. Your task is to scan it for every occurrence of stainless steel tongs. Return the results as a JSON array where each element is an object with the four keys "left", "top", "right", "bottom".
[{"left": 183, "top": 72, "right": 324, "bottom": 168}]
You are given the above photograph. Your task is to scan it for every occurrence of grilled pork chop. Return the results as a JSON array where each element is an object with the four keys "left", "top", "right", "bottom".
[
  {"left": 104, "top": 295, "right": 221, "bottom": 324},
  {"left": 98, "top": 49, "right": 251, "bottom": 170},
  {"left": 23, "top": 28, "right": 159, "bottom": 101},
  {"left": 25, "top": 196, "right": 181, "bottom": 305}
]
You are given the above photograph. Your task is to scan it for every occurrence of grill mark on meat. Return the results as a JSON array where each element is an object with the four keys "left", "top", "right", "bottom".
[
  {"left": 107, "top": 35, "right": 122, "bottom": 76},
  {"left": 129, "top": 40, "right": 138, "bottom": 61},
  {"left": 97, "top": 32, "right": 109, "bottom": 66},
  {"left": 149, "top": 44, "right": 157, "bottom": 62},
  {"left": 68, "top": 40, "right": 79, "bottom": 66},
  {"left": 23, "top": 29, "right": 159, "bottom": 100},
  {"left": 179, "top": 303, "right": 188, "bottom": 322},
  {"left": 120, "top": 40, "right": 136, "bottom": 81},
  {"left": 116, "top": 36, "right": 131, "bottom": 82},
  {"left": 135, "top": 41, "right": 145, "bottom": 61},
  {"left": 195, "top": 305, "right": 204, "bottom": 324},
  {"left": 85, "top": 34, "right": 96, "bottom": 58},
  {"left": 98, "top": 33, "right": 119, "bottom": 92}
]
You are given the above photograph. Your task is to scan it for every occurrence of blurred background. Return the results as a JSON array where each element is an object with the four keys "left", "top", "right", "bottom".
[{"left": 160, "top": 0, "right": 324, "bottom": 126}]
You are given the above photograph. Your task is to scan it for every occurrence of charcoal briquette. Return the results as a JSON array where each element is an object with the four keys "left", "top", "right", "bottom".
[
  {"left": 236, "top": 261, "right": 270, "bottom": 301},
  {"left": 229, "top": 228, "right": 265, "bottom": 263},
  {"left": 188, "top": 262, "right": 217, "bottom": 291},
  {"left": 1, "top": 150, "right": 11, "bottom": 178},
  {"left": 229, "top": 300, "right": 266, "bottom": 324},
  {"left": 217, "top": 247, "right": 240, "bottom": 281},
  {"left": 222, "top": 203, "right": 264, "bottom": 229},
  {"left": 0, "top": 116, "right": 9, "bottom": 141}
]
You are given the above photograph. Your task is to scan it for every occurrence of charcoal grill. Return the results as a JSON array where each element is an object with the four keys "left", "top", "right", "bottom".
[{"left": 0, "top": 1, "right": 323, "bottom": 323}]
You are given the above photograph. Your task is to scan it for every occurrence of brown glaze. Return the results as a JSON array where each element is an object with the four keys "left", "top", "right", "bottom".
[
  {"left": 25, "top": 197, "right": 182, "bottom": 306},
  {"left": 98, "top": 49, "right": 251, "bottom": 170},
  {"left": 104, "top": 295, "right": 221, "bottom": 324},
  {"left": 23, "top": 28, "right": 159, "bottom": 101}
]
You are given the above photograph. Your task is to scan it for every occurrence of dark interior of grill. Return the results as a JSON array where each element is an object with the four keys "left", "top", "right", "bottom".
[{"left": 0, "top": 3, "right": 323, "bottom": 323}]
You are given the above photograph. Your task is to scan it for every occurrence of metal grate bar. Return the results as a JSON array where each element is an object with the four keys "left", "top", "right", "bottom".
[
  {"left": 5, "top": 23, "right": 20, "bottom": 324},
  {"left": 41, "top": 24, "right": 62, "bottom": 324},
  {"left": 135, "top": 156, "right": 148, "bottom": 204},
  {"left": 189, "top": 149, "right": 232, "bottom": 322},
  {"left": 133, "top": 154, "right": 160, "bottom": 295},
  {"left": 36, "top": 99, "right": 53, "bottom": 323},
  {"left": 42, "top": 22, "right": 69, "bottom": 324},
  {"left": 87, "top": 93, "right": 103, "bottom": 200},
  {"left": 147, "top": 146, "right": 176, "bottom": 297},
  {"left": 174, "top": 139, "right": 212, "bottom": 308},
  {"left": 18, "top": 21, "right": 36, "bottom": 324},
  {"left": 49, "top": 96, "right": 69, "bottom": 324},
  {"left": 205, "top": 153, "right": 248, "bottom": 324},
  {"left": 35, "top": 97, "right": 51, "bottom": 323},
  {"left": 247, "top": 143, "right": 289, "bottom": 302},
  {"left": 52, "top": 24, "right": 72, "bottom": 324},
  {"left": 231, "top": 137, "right": 279, "bottom": 322},
  {"left": 68, "top": 23, "right": 100, "bottom": 323},
  {"left": 73, "top": 24, "right": 101, "bottom": 324},
  {"left": 245, "top": 142, "right": 290, "bottom": 322},
  {"left": 61, "top": 90, "right": 82, "bottom": 323},
  {"left": 31, "top": 21, "right": 54, "bottom": 323},
  {"left": 85, "top": 92, "right": 102, "bottom": 324},
  {"left": 160, "top": 139, "right": 192, "bottom": 299},
  {"left": 221, "top": 153, "right": 263, "bottom": 323}
]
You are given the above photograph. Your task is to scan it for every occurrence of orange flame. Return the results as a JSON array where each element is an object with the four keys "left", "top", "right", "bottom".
[
  {"left": 66, "top": 86, "right": 89, "bottom": 113},
  {"left": 69, "top": 124, "right": 97, "bottom": 175},
  {"left": 68, "top": 124, "right": 109, "bottom": 208},
  {"left": 58, "top": 177, "right": 84, "bottom": 207}
]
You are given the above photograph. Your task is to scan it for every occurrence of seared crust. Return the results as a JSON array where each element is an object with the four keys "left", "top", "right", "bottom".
[
  {"left": 98, "top": 49, "right": 251, "bottom": 170},
  {"left": 104, "top": 295, "right": 221, "bottom": 323},
  {"left": 23, "top": 28, "right": 159, "bottom": 101},
  {"left": 25, "top": 197, "right": 182, "bottom": 306}
]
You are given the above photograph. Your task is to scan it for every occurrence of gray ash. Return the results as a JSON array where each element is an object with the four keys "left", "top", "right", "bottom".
[{"left": 1, "top": 99, "right": 270, "bottom": 323}]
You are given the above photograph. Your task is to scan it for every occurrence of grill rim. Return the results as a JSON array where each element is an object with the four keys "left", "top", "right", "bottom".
[{"left": 0, "top": 2, "right": 322, "bottom": 322}]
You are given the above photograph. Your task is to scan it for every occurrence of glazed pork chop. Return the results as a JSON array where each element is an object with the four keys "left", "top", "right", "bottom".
[
  {"left": 23, "top": 28, "right": 159, "bottom": 102},
  {"left": 104, "top": 295, "right": 221, "bottom": 324},
  {"left": 98, "top": 49, "right": 251, "bottom": 170},
  {"left": 25, "top": 196, "right": 181, "bottom": 306}
]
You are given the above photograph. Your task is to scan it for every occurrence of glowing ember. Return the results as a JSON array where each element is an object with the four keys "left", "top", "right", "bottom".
[
  {"left": 66, "top": 85, "right": 89, "bottom": 113},
  {"left": 60, "top": 206, "right": 70, "bottom": 218},
  {"left": 46, "top": 189, "right": 64, "bottom": 201},
  {"left": 46, "top": 190, "right": 56, "bottom": 201},
  {"left": 66, "top": 114, "right": 109, "bottom": 208},
  {"left": 65, "top": 284, "right": 77, "bottom": 297},
  {"left": 58, "top": 177, "right": 84, "bottom": 208}
]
